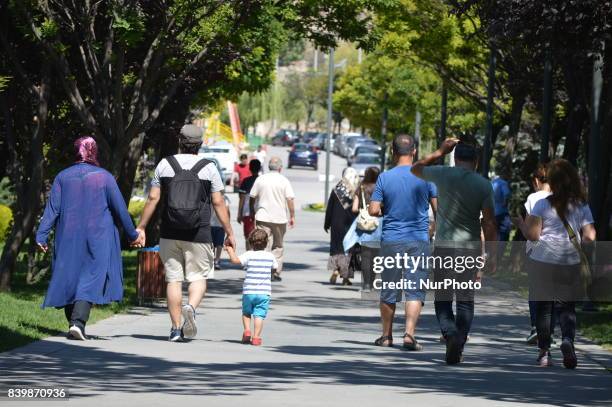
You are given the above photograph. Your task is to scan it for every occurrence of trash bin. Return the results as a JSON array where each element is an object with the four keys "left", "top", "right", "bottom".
[{"left": 137, "top": 246, "right": 165, "bottom": 304}]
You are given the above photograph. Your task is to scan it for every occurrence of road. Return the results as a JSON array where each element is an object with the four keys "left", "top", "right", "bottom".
[{"left": 1, "top": 146, "right": 610, "bottom": 407}]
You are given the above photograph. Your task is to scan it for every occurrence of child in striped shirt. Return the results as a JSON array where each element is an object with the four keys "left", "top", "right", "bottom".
[{"left": 226, "top": 228, "right": 277, "bottom": 346}]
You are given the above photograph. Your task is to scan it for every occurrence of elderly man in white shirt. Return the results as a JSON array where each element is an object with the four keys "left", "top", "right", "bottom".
[{"left": 249, "top": 156, "right": 295, "bottom": 281}]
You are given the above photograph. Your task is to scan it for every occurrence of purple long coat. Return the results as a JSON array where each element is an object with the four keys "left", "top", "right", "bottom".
[{"left": 36, "top": 163, "right": 138, "bottom": 308}]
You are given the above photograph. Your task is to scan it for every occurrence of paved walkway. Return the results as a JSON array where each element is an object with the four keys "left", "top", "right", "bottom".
[{"left": 1, "top": 147, "right": 610, "bottom": 406}]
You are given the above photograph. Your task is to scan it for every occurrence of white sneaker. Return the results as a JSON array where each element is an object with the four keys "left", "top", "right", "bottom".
[
  {"left": 181, "top": 305, "right": 197, "bottom": 339},
  {"left": 69, "top": 325, "right": 87, "bottom": 340}
]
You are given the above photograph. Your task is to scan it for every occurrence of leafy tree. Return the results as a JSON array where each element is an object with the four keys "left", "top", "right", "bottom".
[{"left": 0, "top": 0, "right": 391, "bottom": 290}]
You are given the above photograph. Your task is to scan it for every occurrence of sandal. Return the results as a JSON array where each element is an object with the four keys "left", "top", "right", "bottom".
[
  {"left": 374, "top": 335, "right": 393, "bottom": 347},
  {"left": 241, "top": 330, "right": 251, "bottom": 344},
  {"left": 402, "top": 333, "right": 423, "bottom": 351}
]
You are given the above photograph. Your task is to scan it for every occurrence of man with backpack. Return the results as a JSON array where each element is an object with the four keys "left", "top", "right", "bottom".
[{"left": 137, "top": 124, "right": 236, "bottom": 342}]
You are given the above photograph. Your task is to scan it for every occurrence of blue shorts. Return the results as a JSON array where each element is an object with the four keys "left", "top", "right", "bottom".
[
  {"left": 211, "top": 227, "right": 225, "bottom": 247},
  {"left": 379, "top": 241, "right": 430, "bottom": 304},
  {"left": 242, "top": 294, "right": 270, "bottom": 319}
]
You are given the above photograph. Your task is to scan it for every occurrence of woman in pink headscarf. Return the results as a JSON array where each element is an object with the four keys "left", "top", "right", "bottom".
[{"left": 36, "top": 137, "right": 143, "bottom": 340}]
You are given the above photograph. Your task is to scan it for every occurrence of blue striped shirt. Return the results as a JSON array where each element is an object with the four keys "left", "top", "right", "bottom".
[{"left": 238, "top": 250, "right": 278, "bottom": 295}]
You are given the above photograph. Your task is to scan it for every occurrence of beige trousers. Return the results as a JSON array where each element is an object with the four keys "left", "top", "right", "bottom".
[{"left": 255, "top": 220, "right": 287, "bottom": 274}]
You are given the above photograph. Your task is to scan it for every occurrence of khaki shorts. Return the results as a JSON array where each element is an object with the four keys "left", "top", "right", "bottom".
[{"left": 159, "top": 238, "right": 215, "bottom": 283}]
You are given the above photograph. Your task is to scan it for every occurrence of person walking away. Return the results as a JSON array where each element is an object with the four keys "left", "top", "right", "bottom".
[
  {"left": 351, "top": 166, "right": 382, "bottom": 292},
  {"left": 249, "top": 156, "right": 295, "bottom": 282},
  {"left": 225, "top": 229, "right": 278, "bottom": 346},
  {"left": 369, "top": 134, "right": 437, "bottom": 351},
  {"left": 492, "top": 169, "right": 512, "bottom": 260},
  {"left": 520, "top": 163, "right": 552, "bottom": 345},
  {"left": 234, "top": 153, "right": 252, "bottom": 189},
  {"left": 253, "top": 145, "right": 267, "bottom": 171},
  {"left": 237, "top": 159, "right": 262, "bottom": 250},
  {"left": 324, "top": 167, "right": 359, "bottom": 286},
  {"left": 211, "top": 191, "right": 231, "bottom": 269},
  {"left": 411, "top": 137, "right": 498, "bottom": 364},
  {"left": 514, "top": 159, "right": 595, "bottom": 369},
  {"left": 137, "top": 125, "right": 236, "bottom": 342},
  {"left": 36, "top": 136, "right": 144, "bottom": 340}
]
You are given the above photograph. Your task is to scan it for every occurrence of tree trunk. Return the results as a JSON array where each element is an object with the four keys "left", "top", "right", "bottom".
[{"left": 0, "top": 72, "right": 48, "bottom": 291}]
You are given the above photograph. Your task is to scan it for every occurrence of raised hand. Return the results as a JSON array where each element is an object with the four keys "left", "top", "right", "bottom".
[{"left": 439, "top": 138, "right": 460, "bottom": 155}]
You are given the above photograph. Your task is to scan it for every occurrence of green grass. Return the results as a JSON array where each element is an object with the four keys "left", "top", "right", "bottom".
[
  {"left": 577, "top": 303, "right": 612, "bottom": 350},
  {"left": 0, "top": 250, "right": 138, "bottom": 352},
  {"left": 302, "top": 203, "right": 326, "bottom": 212}
]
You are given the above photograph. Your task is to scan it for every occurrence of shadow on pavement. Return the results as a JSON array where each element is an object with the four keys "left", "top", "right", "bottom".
[{"left": 0, "top": 340, "right": 610, "bottom": 405}]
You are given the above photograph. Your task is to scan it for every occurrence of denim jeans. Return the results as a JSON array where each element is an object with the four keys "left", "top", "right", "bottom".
[{"left": 433, "top": 247, "right": 479, "bottom": 345}]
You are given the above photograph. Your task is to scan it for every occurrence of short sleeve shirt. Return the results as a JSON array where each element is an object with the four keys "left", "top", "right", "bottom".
[
  {"left": 371, "top": 165, "right": 437, "bottom": 242},
  {"left": 238, "top": 250, "right": 278, "bottom": 295},
  {"left": 250, "top": 172, "right": 295, "bottom": 224},
  {"left": 151, "top": 154, "right": 224, "bottom": 243},
  {"left": 529, "top": 198, "right": 594, "bottom": 265},
  {"left": 421, "top": 165, "right": 494, "bottom": 247}
]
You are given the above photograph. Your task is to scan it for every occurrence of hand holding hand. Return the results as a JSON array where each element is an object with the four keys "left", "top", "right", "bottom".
[
  {"left": 224, "top": 234, "right": 237, "bottom": 250},
  {"left": 131, "top": 228, "right": 146, "bottom": 248},
  {"left": 439, "top": 138, "right": 460, "bottom": 155},
  {"left": 37, "top": 242, "right": 48, "bottom": 253}
]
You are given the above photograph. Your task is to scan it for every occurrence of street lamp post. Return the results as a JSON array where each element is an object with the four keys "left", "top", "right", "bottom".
[
  {"left": 380, "top": 92, "right": 388, "bottom": 172},
  {"left": 324, "top": 48, "right": 334, "bottom": 206}
]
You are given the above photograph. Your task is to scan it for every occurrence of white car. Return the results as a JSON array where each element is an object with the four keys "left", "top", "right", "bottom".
[
  {"left": 198, "top": 141, "right": 238, "bottom": 184},
  {"left": 338, "top": 132, "right": 364, "bottom": 157}
]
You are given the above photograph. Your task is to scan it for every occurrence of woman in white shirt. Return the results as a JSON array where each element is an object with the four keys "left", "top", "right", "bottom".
[
  {"left": 522, "top": 164, "right": 552, "bottom": 345},
  {"left": 515, "top": 159, "right": 596, "bottom": 369}
]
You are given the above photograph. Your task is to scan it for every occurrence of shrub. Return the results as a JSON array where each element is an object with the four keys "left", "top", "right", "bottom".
[
  {"left": 0, "top": 204, "right": 13, "bottom": 242},
  {"left": 128, "top": 199, "right": 145, "bottom": 224}
]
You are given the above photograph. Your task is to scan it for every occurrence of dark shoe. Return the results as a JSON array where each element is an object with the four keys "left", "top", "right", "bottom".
[
  {"left": 374, "top": 335, "right": 393, "bottom": 347},
  {"left": 342, "top": 278, "right": 352, "bottom": 286},
  {"left": 272, "top": 273, "right": 282, "bottom": 282},
  {"left": 445, "top": 334, "right": 461, "bottom": 365},
  {"left": 68, "top": 325, "right": 87, "bottom": 341},
  {"left": 169, "top": 328, "right": 184, "bottom": 342},
  {"left": 560, "top": 339, "right": 577, "bottom": 369}
]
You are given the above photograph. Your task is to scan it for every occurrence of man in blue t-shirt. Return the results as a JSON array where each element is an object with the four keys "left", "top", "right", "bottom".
[{"left": 369, "top": 134, "right": 437, "bottom": 351}]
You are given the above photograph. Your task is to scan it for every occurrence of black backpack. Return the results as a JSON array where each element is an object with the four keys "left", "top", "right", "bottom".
[{"left": 165, "top": 156, "right": 211, "bottom": 229}]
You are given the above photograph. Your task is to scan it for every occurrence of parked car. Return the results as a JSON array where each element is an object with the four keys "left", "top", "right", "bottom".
[
  {"left": 198, "top": 141, "right": 238, "bottom": 184},
  {"left": 347, "top": 144, "right": 382, "bottom": 166},
  {"left": 336, "top": 132, "right": 364, "bottom": 157},
  {"left": 309, "top": 133, "right": 326, "bottom": 150},
  {"left": 345, "top": 136, "right": 370, "bottom": 157},
  {"left": 310, "top": 132, "right": 337, "bottom": 150},
  {"left": 271, "top": 129, "right": 298, "bottom": 146},
  {"left": 288, "top": 143, "right": 318, "bottom": 170},
  {"left": 301, "top": 131, "right": 319, "bottom": 145},
  {"left": 349, "top": 153, "right": 382, "bottom": 177}
]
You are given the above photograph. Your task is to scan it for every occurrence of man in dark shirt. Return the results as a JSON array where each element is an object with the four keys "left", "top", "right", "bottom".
[{"left": 237, "top": 159, "right": 261, "bottom": 249}]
